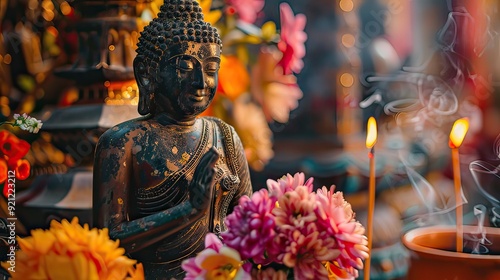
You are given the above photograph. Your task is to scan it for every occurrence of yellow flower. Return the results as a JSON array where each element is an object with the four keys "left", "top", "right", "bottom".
[
  {"left": 232, "top": 97, "right": 274, "bottom": 171},
  {"left": 182, "top": 233, "right": 250, "bottom": 280},
  {"left": 261, "top": 21, "right": 279, "bottom": 43},
  {"left": 1, "top": 217, "right": 144, "bottom": 280},
  {"left": 199, "top": 247, "right": 249, "bottom": 280},
  {"left": 196, "top": 0, "right": 222, "bottom": 25},
  {"left": 325, "top": 261, "right": 353, "bottom": 280}
]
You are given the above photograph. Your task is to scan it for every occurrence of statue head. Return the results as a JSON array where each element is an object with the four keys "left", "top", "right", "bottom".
[{"left": 134, "top": 0, "right": 222, "bottom": 119}]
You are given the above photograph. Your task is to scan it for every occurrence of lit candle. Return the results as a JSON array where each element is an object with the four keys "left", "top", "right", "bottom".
[
  {"left": 449, "top": 118, "right": 469, "bottom": 253},
  {"left": 364, "top": 116, "right": 377, "bottom": 280}
]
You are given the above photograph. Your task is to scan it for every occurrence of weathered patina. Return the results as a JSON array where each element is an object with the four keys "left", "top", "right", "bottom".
[{"left": 92, "top": 0, "right": 252, "bottom": 278}]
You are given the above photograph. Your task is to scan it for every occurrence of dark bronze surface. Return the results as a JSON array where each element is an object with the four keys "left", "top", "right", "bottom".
[{"left": 92, "top": 0, "right": 252, "bottom": 278}]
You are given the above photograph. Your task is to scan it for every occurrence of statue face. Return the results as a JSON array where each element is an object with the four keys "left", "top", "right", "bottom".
[{"left": 156, "top": 42, "right": 221, "bottom": 119}]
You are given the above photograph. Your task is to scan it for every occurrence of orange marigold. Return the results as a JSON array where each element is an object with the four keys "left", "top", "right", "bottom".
[
  {"left": 1, "top": 217, "right": 144, "bottom": 280},
  {"left": 218, "top": 55, "right": 250, "bottom": 100}
]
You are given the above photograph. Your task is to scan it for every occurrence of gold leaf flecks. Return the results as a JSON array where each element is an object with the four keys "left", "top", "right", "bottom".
[{"left": 167, "top": 160, "right": 179, "bottom": 172}]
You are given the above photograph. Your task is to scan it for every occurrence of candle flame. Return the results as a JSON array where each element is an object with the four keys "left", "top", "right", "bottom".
[
  {"left": 449, "top": 118, "right": 469, "bottom": 149},
  {"left": 366, "top": 117, "right": 377, "bottom": 148}
]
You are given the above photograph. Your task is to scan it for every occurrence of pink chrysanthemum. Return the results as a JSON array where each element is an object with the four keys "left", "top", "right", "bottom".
[
  {"left": 226, "top": 0, "right": 264, "bottom": 23},
  {"left": 222, "top": 189, "right": 276, "bottom": 264},
  {"left": 267, "top": 172, "right": 314, "bottom": 198},
  {"left": 269, "top": 186, "right": 339, "bottom": 280},
  {"left": 277, "top": 3, "right": 307, "bottom": 75},
  {"left": 315, "top": 186, "right": 369, "bottom": 278},
  {"left": 251, "top": 267, "right": 288, "bottom": 280}
]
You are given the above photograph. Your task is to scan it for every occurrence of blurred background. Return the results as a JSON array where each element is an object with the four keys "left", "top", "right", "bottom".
[{"left": 1, "top": 0, "right": 500, "bottom": 279}]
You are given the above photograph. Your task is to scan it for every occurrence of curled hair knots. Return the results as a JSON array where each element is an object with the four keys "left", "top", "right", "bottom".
[{"left": 136, "top": 0, "right": 222, "bottom": 63}]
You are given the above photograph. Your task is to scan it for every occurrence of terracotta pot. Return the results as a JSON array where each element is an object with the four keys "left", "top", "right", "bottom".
[{"left": 402, "top": 225, "right": 500, "bottom": 280}]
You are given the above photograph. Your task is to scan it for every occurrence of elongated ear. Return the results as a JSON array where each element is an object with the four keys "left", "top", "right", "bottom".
[{"left": 134, "top": 56, "right": 154, "bottom": 115}]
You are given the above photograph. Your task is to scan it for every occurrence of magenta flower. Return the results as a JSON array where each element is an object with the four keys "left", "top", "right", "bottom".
[
  {"left": 277, "top": 3, "right": 307, "bottom": 75},
  {"left": 315, "top": 186, "right": 369, "bottom": 278},
  {"left": 267, "top": 172, "right": 314, "bottom": 198},
  {"left": 226, "top": 0, "right": 264, "bottom": 24},
  {"left": 222, "top": 189, "right": 276, "bottom": 264}
]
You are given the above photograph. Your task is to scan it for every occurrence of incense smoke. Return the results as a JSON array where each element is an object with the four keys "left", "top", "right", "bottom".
[{"left": 360, "top": 3, "right": 498, "bottom": 251}]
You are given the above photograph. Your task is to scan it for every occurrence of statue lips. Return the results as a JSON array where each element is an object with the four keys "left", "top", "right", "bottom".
[{"left": 190, "top": 91, "right": 206, "bottom": 102}]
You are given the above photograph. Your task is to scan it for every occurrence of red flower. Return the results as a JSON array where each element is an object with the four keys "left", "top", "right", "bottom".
[
  {"left": 2, "top": 183, "right": 8, "bottom": 198},
  {"left": 0, "top": 130, "right": 9, "bottom": 155},
  {"left": 15, "top": 159, "right": 31, "bottom": 180},
  {"left": 0, "top": 158, "right": 7, "bottom": 184},
  {"left": 0, "top": 130, "right": 31, "bottom": 166}
]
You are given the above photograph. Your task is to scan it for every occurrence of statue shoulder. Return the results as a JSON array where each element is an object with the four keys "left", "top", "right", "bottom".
[
  {"left": 202, "top": 116, "right": 237, "bottom": 137},
  {"left": 202, "top": 117, "right": 246, "bottom": 171},
  {"left": 97, "top": 117, "right": 150, "bottom": 149}
]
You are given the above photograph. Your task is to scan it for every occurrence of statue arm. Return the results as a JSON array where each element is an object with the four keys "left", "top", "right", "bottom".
[
  {"left": 107, "top": 201, "right": 201, "bottom": 253},
  {"left": 92, "top": 130, "right": 209, "bottom": 253},
  {"left": 92, "top": 131, "right": 131, "bottom": 235}
]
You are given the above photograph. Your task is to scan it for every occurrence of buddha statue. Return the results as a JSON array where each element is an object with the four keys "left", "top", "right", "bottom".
[{"left": 92, "top": 0, "right": 252, "bottom": 278}]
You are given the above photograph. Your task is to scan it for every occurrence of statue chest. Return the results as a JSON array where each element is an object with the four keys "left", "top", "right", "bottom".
[
  {"left": 128, "top": 119, "right": 238, "bottom": 220},
  {"left": 129, "top": 122, "right": 210, "bottom": 190}
]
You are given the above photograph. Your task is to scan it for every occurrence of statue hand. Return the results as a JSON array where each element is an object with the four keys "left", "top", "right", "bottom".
[{"left": 189, "top": 147, "right": 219, "bottom": 210}]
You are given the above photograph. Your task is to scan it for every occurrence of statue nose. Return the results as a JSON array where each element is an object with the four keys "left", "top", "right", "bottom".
[{"left": 192, "top": 68, "right": 206, "bottom": 89}]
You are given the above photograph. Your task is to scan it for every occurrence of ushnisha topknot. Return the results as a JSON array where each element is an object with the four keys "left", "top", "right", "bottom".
[{"left": 136, "top": 0, "right": 222, "bottom": 70}]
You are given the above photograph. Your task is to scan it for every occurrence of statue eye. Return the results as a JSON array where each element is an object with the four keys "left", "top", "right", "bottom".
[
  {"left": 205, "top": 62, "right": 219, "bottom": 75},
  {"left": 176, "top": 58, "right": 194, "bottom": 71}
]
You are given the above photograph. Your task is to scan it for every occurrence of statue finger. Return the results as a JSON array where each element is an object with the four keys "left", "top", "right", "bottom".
[
  {"left": 193, "top": 148, "right": 219, "bottom": 180},
  {"left": 200, "top": 147, "right": 219, "bottom": 168}
]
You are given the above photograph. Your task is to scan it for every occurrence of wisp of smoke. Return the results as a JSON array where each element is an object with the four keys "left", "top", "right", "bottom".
[
  {"left": 469, "top": 160, "right": 500, "bottom": 209},
  {"left": 464, "top": 204, "right": 492, "bottom": 254},
  {"left": 494, "top": 134, "right": 500, "bottom": 160},
  {"left": 400, "top": 152, "right": 467, "bottom": 227},
  {"left": 467, "top": 134, "right": 500, "bottom": 253},
  {"left": 363, "top": 2, "right": 495, "bottom": 126}
]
